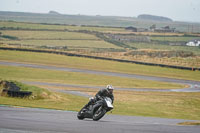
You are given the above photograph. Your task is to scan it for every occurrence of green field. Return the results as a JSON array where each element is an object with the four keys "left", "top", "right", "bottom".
[
  {"left": 1, "top": 39, "right": 121, "bottom": 49},
  {"left": 0, "top": 81, "right": 88, "bottom": 111},
  {"left": 0, "top": 50, "right": 200, "bottom": 81},
  {"left": 114, "top": 91, "right": 200, "bottom": 120},
  {"left": 0, "top": 20, "right": 200, "bottom": 120},
  {"left": 0, "top": 21, "right": 126, "bottom": 33},
  {"left": 127, "top": 42, "right": 200, "bottom": 55},
  {"left": 0, "top": 50, "right": 200, "bottom": 120},
  {"left": 0, "top": 30, "right": 122, "bottom": 49},
  {"left": 150, "top": 36, "right": 199, "bottom": 42},
  {"left": 0, "top": 65, "right": 184, "bottom": 89},
  {"left": 1, "top": 21, "right": 200, "bottom": 68},
  {"left": 0, "top": 30, "right": 99, "bottom": 40}
]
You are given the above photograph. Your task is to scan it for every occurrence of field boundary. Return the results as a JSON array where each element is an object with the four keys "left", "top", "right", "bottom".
[{"left": 0, "top": 47, "right": 199, "bottom": 71}]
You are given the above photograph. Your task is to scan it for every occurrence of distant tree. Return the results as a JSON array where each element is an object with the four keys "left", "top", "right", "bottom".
[{"left": 48, "top": 11, "right": 60, "bottom": 15}]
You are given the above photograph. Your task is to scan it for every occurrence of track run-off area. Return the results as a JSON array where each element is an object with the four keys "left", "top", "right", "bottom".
[
  {"left": 0, "top": 61, "right": 200, "bottom": 133},
  {"left": 0, "top": 61, "right": 200, "bottom": 93}
]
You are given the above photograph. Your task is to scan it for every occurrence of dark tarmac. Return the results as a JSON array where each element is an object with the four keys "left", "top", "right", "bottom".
[{"left": 0, "top": 106, "right": 199, "bottom": 133}]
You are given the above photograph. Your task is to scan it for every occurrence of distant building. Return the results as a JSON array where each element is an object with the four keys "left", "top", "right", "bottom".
[
  {"left": 150, "top": 25, "right": 176, "bottom": 32},
  {"left": 137, "top": 28, "right": 148, "bottom": 32},
  {"left": 106, "top": 34, "right": 151, "bottom": 43},
  {"left": 125, "top": 26, "right": 148, "bottom": 32},
  {"left": 186, "top": 39, "right": 200, "bottom": 46},
  {"left": 161, "top": 26, "right": 176, "bottom": 32},
  {"left": 125, "top": 26, "right": 137, "bottom": 32}
]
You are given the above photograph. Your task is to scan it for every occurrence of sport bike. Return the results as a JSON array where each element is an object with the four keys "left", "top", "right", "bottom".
[{"left": 77, "top": 97, "right": 113, "bottom": 121}]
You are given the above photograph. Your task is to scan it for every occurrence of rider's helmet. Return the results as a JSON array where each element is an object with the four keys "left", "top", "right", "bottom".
[{"left": 106, "top": 85, "right": 114, "bottom": 94}]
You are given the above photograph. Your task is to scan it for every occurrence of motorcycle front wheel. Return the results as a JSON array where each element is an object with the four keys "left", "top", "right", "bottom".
[
  {"left": 77, "top": 108, "right": 86, "bottom": 120},
  {"left": 93, "top": 106, "right": 106, "bottom": 121}
]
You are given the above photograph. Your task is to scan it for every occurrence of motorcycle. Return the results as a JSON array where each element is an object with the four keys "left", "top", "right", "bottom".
[{"left": 77, "top": 97, "right": 114, "bottom": 121}]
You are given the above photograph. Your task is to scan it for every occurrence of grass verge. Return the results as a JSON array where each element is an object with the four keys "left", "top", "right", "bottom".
[
  {"left": 113, "top": 91, "right": 200, "bottom": 120},
  {"left": 0, "top": 65, "right": 185, "bottom": 89},
  {"left": 1, "top": 83, "right": 200, "bottom": 120},
  {"left": 178, "top": 121, "right": 200, "bottom": 126},
  {"left": 84, "top": 89, "right": 200, "bottom": 120},
  {"left": 0, "top": 80, "right": 88, "bottom": 111},
  {"left": 0, "top": 50, "right": 200, "bottom": 81}
]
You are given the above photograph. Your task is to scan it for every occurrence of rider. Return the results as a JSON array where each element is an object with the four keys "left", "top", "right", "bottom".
[{"left": 84, "top": 85, "right": 114, "bottom": 108}]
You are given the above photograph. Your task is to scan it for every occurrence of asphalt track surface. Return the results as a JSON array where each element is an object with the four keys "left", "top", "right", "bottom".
[
  {"left": 1, "top": 61, "right": 200, "bottom": 132},
  {"left": 0, "top": 106, "right": 200, "bottom": 133},
  {"left": 0, "top": 61, "right": 200, "bottom": 93}
]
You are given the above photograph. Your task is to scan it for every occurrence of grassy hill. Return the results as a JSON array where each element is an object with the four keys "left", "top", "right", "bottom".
[
  {"left": 0, "top": 20, "right": 200, "bottom": 68},
  {"left": 1, "top": 11, "right": 200, "bottom": 33},
  {"left": 137, "top": 14, "right": 173, "bottom": 22}
]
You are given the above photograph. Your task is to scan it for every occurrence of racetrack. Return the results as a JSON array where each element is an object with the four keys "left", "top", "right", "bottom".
[
  {"left": 0, "top": 61, "right": 200, "bottom": 93},
  {"left": 1, "top": 61, "right": 200, "bottom": 133},
  {"left": 0, "top": 106, "right": 199, "bottom": 133}
]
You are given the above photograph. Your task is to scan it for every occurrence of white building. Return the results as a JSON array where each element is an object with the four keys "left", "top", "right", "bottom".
[{"left": 186, "top": 39, "right": 200, "bottom": 46}]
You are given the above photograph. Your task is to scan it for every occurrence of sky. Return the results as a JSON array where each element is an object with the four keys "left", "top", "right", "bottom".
[{"left": 0, "top": 0, "right": 200, "bottom": 22}]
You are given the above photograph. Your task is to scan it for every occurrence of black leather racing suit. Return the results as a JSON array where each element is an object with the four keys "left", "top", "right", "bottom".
[
  {"left": 95, "top": 88, "right": 114, "bottom": 103},
  {"left": 84, "top": 88, "right": 114, "bottom": 108}
]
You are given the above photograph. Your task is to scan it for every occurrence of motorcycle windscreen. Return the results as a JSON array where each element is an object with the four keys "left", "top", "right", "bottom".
[{"left": 105, "top": 99, "right": 113, "bottom": 108}]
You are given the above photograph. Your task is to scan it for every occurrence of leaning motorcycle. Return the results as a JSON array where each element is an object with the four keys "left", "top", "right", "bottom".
[{"left": 77, "top": 97, "right": 114, "bottom": 121}]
